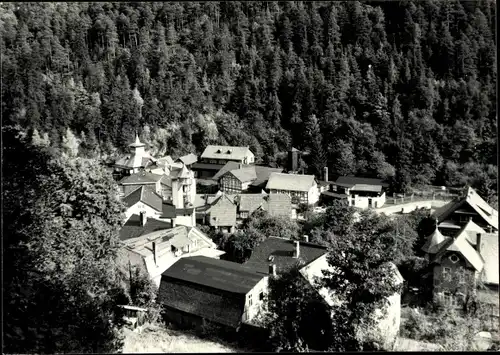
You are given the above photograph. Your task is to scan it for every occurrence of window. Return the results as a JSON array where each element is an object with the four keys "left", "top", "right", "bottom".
[
  {"left": 248, "top": 294, "right": 253, "bottom": 306},
  {"left": 240, "top": 212, "right": 248, "bottom": 219},
  {"left": 259, "top": 292, "right": 264, "bottom": 301},
  {"left": 458, "top": 267, "right": 466, "bottom": 284},
  {"left": 449, "top": 254, "right": 459, "bottom": 263},
  {"left": 442, "top": 267, "right": 451, "bottom": 281}
]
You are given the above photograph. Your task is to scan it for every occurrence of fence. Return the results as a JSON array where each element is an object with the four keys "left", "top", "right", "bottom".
[{"left": 386, "top": 192, "right": 459, "bottom": 206}]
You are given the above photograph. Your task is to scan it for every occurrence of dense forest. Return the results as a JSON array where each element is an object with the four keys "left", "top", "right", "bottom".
[{"left": 1, "top": 1, "right": 497, "bottom": 199}]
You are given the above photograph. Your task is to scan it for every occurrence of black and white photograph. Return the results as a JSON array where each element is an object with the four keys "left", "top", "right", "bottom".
[{"left": 2, "top": 1, "right": 498, "bottom": 353}]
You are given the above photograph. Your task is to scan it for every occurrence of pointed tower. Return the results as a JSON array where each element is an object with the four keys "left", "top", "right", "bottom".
[
  {"left": 422, "top": 219, "right": 448, "bottom": 256},
  {"left": 129, "top": 134, "right": 146, "bottom": 155}
]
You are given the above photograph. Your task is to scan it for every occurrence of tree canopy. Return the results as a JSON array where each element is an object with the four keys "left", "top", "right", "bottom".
[{"left": 1, "top": 1, "right": 497, "bottom": 197}]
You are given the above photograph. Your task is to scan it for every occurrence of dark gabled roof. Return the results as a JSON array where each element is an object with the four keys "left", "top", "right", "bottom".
[
  {"left": 123, "top": 185, "right": 163, "bottom": 212},
  {"left": 244, "top": 237, "right": 328, "bottom": 274},
  {"left": 191, "top": 162, "right": 226, "bottom": 171},
  {"left": 335, "top": 176, "right": 389, "bottom": 188},
  {"left": 119, "top": 171, "right": 162, "bottom": 185},
  {"left": 161, "top": 256, "right": 265, "bottom": 294},
  {"left": 161, "top": 202, "right": 195, "bottom": 219},
  {"left": 176, "top": 153, "right": 198, "bottom": 166},
  {"left": 119, "top": 214, "right": 172, "bottom": 241},
  {"left": 250, "top": 166, "right": 284, "bottom": 187},
  {"left": 211, "top": 161, "right": 241, "bottom": 181},
  {"left": 239, "top": 194, "right": 266, "bottom": 214}
]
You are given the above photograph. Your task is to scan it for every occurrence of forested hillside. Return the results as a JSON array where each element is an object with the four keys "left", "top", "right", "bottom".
[{"left": 1, "top": 1, "right": 497, "bottom": 198}]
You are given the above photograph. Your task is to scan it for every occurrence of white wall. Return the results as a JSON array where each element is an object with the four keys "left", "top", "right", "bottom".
[
  {"left": 308, "top": 183, "right": 320, "bottom": 205},
  {"left": 175, "top": 212, "right": 196, "bottom": 227},
  {"left": 242, "top": 276, "right": 269, "bottom": 323},
  {"left": 124, "top": 202, "right": 162, "bottom": 221},
  {"left": 349, "top": 192, "right": 386, "bottom": 209}
]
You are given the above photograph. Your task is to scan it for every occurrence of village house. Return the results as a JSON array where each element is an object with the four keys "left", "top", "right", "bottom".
[
  {"left": 266, "top": 173, "right": 320, "bottom": 205},
  {"left": 204, "top": 193, "right": 238, "bottom": 233},
  {"left": 422, "top": 217, "right": 499, "bottom": 308},
  {"left": 118, "top": 213, "right": 224, "bottom": 287},
  {"left": 114, "top": 135, "right": 156, "bottom": 176},
  {"left": 433, "top": 186, "right": 498, "bottom": 235},
  {"left": 211, "top": 162, "right": 283, "bottom": 194},
  {"left": 320, "top": 175, "right": 388, "bottom": 209},
  {"left": 123, "top": 185, "right": 163, "bottom": 221},
  {"left": 157, "top": 256, "right": 268, "bottom": 330},
  {"left": 218, "top": 166, "right": 257, "bottom": 194},
  {"left": 119, "top": 171, "right": 164, "bottom": 197},
  {"left": 192, "top": 145, "right": 255, "bottom": 179},
  {"left": 236, "top": 193, "right": 295, "bottom": 222},
  {"left": 244, "top": 236, "right": 403, "bottom": 350}
]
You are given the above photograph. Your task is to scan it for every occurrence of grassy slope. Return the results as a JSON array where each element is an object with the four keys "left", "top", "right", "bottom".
[{"left": 122, "top": 324, "right": 243, "bottom": 353}]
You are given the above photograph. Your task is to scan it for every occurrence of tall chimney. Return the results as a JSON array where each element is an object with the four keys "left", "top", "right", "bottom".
[
  {"left": 323, "top": 167, "right": 328, "bottom": 182},
  {"left": 269, "top": 263, "right": 276, "bottom": 277},
  {"left": 152, "top": 242, "right": 157, "bottom": 266},
  {"left": 476, "top": 233, "right": 482, "bottom": 254},
  {"left": 294, "top": 241, "right": 300, "bottom": 258},
  {"left": 303, "top": 235, "right": 309, "bottom": 243},
  {"left": 140, "top": 211, "right": 147, "bottom": 226}
]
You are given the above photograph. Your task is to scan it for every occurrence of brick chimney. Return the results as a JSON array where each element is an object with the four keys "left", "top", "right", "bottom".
[
  {"left": 152, "top": 241, "right": 157, "bottom": 266},
  {"left": 140, "top": 211, "right": 147, "bottom": 226},
  {"left": 323, "top": 167, "right": 328, "bottom": 182},
  {"left": 303, "top": 235, "right": 309, "bottom": 243},
  {"left": 269, "top": 263, "right": 276, "bottom": 277},
  {"left": 476, "top": 233, "right": 482, "bottom": 254},
  {"left": 294, "top": 241, "right": 300, "bottom": 258}
]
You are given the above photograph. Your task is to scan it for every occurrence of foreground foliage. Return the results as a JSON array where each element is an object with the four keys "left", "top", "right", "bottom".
[{"left": 3, "top": 126, "right": 127, "bottom": 353}]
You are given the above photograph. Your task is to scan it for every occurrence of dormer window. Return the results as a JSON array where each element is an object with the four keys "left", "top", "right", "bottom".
[
  {"left": 226, "top": 149, "right": 232, "bottom": 154},
  {"left": 216, "top": 149, "right": 222, "bottom": 153},
  {"left": 449, "top": 254, "right": 459, "bottom": 263}
]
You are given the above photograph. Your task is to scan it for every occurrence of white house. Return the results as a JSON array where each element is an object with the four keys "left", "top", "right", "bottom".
[
  {"left": 321, "top": 176, "right": 388, "bottom": 209},
  {"left": 123, "top": 185, "right": 163, "bottom": 221},
  {"left": 266, "top": 173, "right": 320, "bottom": 205}
]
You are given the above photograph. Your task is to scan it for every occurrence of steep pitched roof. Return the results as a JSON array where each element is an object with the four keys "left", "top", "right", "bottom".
[
  {"left": 250, "top": 166, "right": 284, "bottom": 187},
  {"left": 119, "top": 214, "right": 172, "bottom": 241},
  {"left": 264, "top": 194, "right": 292, "bottom": 218},
  {"left": 228, "top": 167, "right": 257, "bottom": 183},
  {"left": 161, "top": 256, "right": 265, "bottom": 294},
  {"left": 244, "top": 237, "right": 327, "bottom": 274},
  {"left": 123, "top": 185, "right": 163, "bottom": 212},
  {"left": 211, "top": 161, "right": 241, "bottom": 181},
  {"left": 201, "top": 145, "right": 253, "bottom": 161},
  {"left": 422, "top": 226, "right": 448, "bottom": 254},
  {"left": 434, "top": 187, "right": 498, "bottom": 230},
  {"left": 479, "top": 233, "right": 499, "bottom": 285},
  {"left": 119, "top": 171, "right": 163, "bottom": 185},
  {"left": 176, "top": 153, "right": 198, "bottom": 166},
  {"left": 266, "top": 173, "right": 317, "bottom": 192},
  {"left": 461, "top": 218, "right": 488, "bottom": 245},
  {"left": 432, "top": 226, "right": 484, "bottom": 272},
  {"left": 208, "top": 194, "right": 237, "bottom": 227}
]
